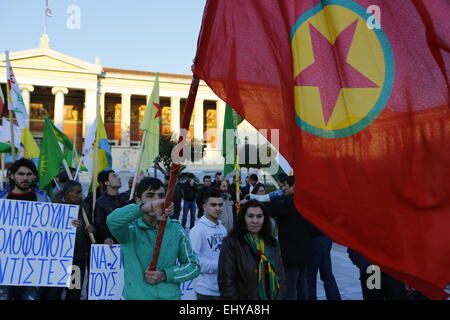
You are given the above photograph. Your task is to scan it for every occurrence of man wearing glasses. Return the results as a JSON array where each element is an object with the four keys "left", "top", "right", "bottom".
[{"left": 107, "top": 177, "right": 200, "bottom": 300}]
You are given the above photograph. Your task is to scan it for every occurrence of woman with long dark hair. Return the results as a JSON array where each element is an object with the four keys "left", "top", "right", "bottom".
[{"left": 218, "top": 199, "right": 285, "bottom": 300}]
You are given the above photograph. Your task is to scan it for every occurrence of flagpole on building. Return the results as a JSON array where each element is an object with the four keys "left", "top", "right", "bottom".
[
  {"left": 129, "top": 130, "right": 147, "bottom": 201},
  {"left": 148, "top": 76, "right": 200, "bottom": 271}
]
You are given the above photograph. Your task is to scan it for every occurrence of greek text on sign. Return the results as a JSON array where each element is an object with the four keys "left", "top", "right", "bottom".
[
  {"left": 0, "top": 199, "right": 78, "bottom": 287},
  {"left": 88, "top": 244, "right": 197, "bottom": 300}
]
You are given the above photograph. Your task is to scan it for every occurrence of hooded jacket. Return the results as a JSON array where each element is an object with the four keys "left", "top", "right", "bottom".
[
  {"left": 189, "top": 216, "right": 228, "bottom": 296},
  {"left": 0, "top": 187, "right": 52, "bottom": 202},
  {"left": 107, "top": 203, "right": 200, "bottom": 300}
]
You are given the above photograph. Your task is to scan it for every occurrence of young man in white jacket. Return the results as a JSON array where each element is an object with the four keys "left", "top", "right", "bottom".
[{"left": 189, "top": 188, "right": 228, "bottom": 300}]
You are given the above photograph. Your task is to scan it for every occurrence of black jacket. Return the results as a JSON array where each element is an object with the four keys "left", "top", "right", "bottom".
[
  {"left": 241, "top": 182, "right": 263, "bottom": 197},
  {"left": 119, "top": 190, "right": 132, "bottom": 204},
  {"left": 173, "top": 183, "right": 183, "bottom": 211},
  {"left": 73, "top": 201, "right": 94, "bottom": 259},
  {"left": 183, "top": 181, "right": 198, "bottom": 202},
  {"left": 218, "top": 234, "right": 286, "bottom": 300},
  {"left": 94, "top": 192, "right": 127, "bottom": 243},
  {"left": 266, "top": 195, "right": 313, "bottom": 268},
  {"left": 196, "top": 185, "right": 211, "bottom": 218}
]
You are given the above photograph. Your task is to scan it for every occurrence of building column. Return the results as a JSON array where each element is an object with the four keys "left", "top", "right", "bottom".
[
  {"left": 121, "top": 93, "right": 131, "bottom": 146},
  {"left": 216, "top": 100, "right": 226, "bottom": 152},
  {"left": 194, "top": 98, "right": 204, "bottom": 143},
  {"left": 84, "top": 89, "right": 98, "bottom": 138},
  {"left": 170, "top": 97, "right": 181, "bottom": 139},
  {"left": 20, "top": 85, "right": 34, "bottom": 127},
  {"left": 99, "top": 92, "right": 106, "bottom": 120},
  {"left": 52, "top": 87, "right": 69, "bottom": 131}
]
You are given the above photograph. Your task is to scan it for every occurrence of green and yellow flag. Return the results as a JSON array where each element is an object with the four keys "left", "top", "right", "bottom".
[
  {"left": 139, "top": 73, "right": 160, "bottom": 172},
  {"left": 222, "top": 104, "right": 243, "bottom": 177},
  {"left": 50, "top": 121, "right": 74, "bottom": 166},
  {"left": 52, "top": 122, "right": 73, "bottom": 151},
  {"left": 0, "top": 142, "right": 14, "bottom": 153},
  {"left": 38, "top": 117, "right": 64, "bottom": 195}
]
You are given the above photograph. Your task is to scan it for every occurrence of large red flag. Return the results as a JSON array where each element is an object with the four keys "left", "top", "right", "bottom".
[{"left": 194, "top": 0, "right": 450, "bottom": 299}]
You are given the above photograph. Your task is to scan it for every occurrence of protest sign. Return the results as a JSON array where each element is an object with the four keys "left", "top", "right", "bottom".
[
  {"left": 0, "top": 199, "right": 78, "bottom": 287},
  {"left": 88, "top": 244, "right": 124, "bottom": 300},
  {"left": 88, "top": 244, "right": 197, "bottom": 300}
]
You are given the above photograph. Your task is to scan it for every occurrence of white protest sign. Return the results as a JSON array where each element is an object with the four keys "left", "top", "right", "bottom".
[
  {"left": 88, "top": 244, "right": 124, "bottom": 300},
  {"left": 88, "top": 244, "right": 197, "bottom": 300},
  {"left": 180, "top": 277, "right": 196, "bottom": 300},
  {"left": 0, "top": 199, "right": 78, "bottom": 287}
]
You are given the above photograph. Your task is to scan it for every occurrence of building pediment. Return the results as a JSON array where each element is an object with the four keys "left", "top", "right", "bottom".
[{"left": 0, "top": 46, "right": 102, "bottom": 75}]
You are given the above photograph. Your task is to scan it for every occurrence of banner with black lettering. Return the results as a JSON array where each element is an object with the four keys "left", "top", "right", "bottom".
[
  {"left": 0, "top": 199, "right": 78, "bottom": 287},
  {"left": 88, "top": 244, "right": 196, "bottom": 300}
]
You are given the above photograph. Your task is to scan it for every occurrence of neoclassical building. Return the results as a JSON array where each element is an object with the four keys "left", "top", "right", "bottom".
[{"left": 0, "top": 34, "right": 243, "bottom": 171}]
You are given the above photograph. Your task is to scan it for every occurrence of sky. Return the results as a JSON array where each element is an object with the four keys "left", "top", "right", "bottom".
[{"left": 0, "top": 0, "right": 207, "bottom": 75}]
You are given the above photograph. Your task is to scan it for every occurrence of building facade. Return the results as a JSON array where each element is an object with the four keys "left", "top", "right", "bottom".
[{"left": 0, "top": 34, "right": 234, "bottom": 171}]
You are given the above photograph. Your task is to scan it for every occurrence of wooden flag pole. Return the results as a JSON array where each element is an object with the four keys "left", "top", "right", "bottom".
[
  {"left": 91, "top": 133, "right": 99, "bottom": 219},
  {"left": 63, "top": 149, "right": 97, "bottom": 243},
  {"left": 53, "top": 178, "right": 61, "bottom": 191},
  {"left": 8, "top": 111, "right": 16, "bottom": 161},
  {"left": 82, "top": 207, "right": 96, "bottom": 244},
  {"left": 148, "top": 77, "right": 200, "bottom": 271},
  {"left": 62, "top": 159, "right": 73, "bottom": 179},
  {"left": 129, "top": 130, "right": 147, "bottom": 201},
  {"left": 74, "top": 155, "right": 83, "bottom": 180}
]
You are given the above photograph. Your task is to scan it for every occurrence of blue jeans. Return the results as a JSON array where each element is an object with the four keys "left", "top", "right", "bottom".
[
  {"left": 307, "top": 236, "right": 341, "bottom": 300},
  {"left": 285, "top": 267, "right": 309, "bottom": 300},
  {"left": 181, "top": 201, "right": 196, "bottom": 229}
]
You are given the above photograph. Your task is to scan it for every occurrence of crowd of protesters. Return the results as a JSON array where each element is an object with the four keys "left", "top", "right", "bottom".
[{"left": 0, "top": 158, "right": 427, "bottom": 300}]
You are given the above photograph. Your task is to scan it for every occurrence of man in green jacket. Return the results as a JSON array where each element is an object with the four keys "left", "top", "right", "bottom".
[{"left": 107, "top": 177, "right": 200, "bottom": 300}]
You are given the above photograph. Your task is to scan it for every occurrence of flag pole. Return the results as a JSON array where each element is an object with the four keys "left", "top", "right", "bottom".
[
  {"left": 53, "top": 178, "right": 61, "bottom": 191},
  {"left": 0, "top": 153, "right": 4, "bottom": 191},
  {"left": 148, "top": 76, "right": 200, "bottom": 271},
  {"left": 8, "top": 111, "right": 16, "bottom": 161},
  {"left": 233, "top": 111, "right": 240, "bottom": 212},
  {"left": 74, "top": 155, "right": 83, "bottom": 180},
  {"left": 63, "top": 155, "right": 96, "bottom": 243},
  {"left": 62, "top": 159, "right": 73, "bottom": 180},
  {"left": 62, "top": 149, "right": 96, "bottom": 243},
  {"left": 129, "top": 130, "right": 147, "bottom": 201},
  {"left": 82, "top": 207, "right": 96, "bottom": 244},
  {"left": 91, "top": 127, "right": 99, "bottom": 218}
]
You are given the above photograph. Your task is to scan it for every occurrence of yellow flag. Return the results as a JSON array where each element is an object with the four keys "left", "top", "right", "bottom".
[
  {"left": 95, "top": 109, "right": 112, "bottom": 173},
  {"left": 139, "top": 73, "right": 160, "bottom": 172},
  {"left": 21, "top": 127, "right": 40, "bottom": 159}
]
